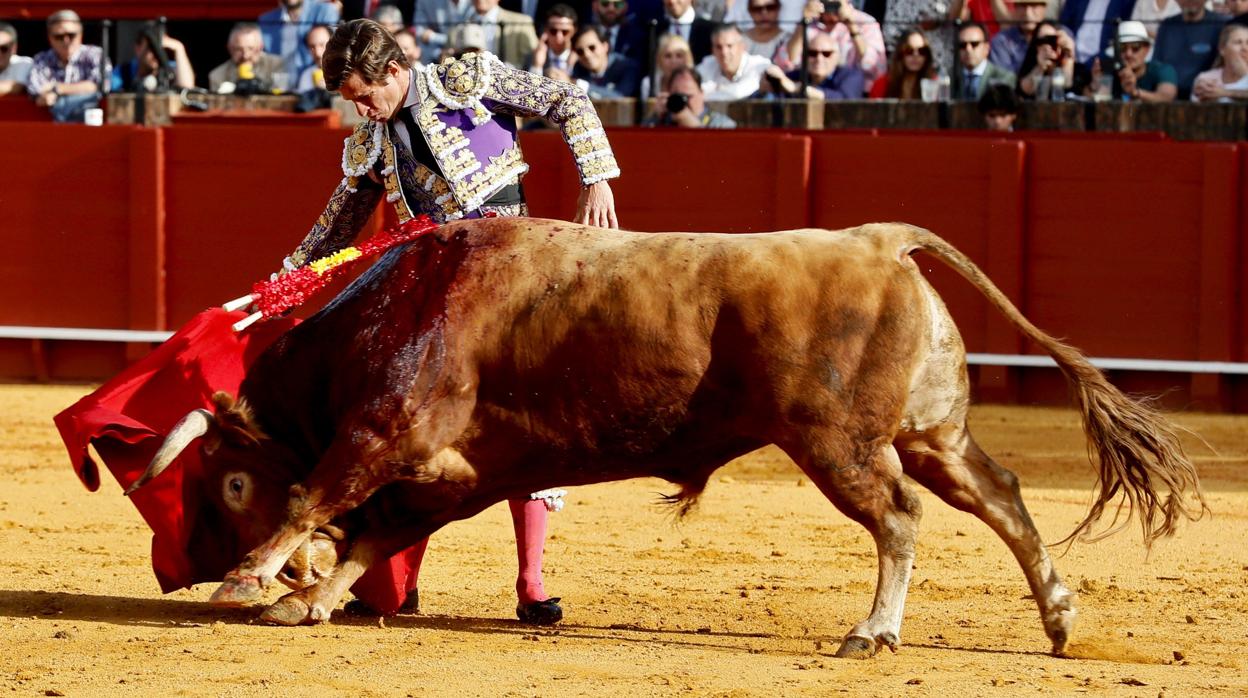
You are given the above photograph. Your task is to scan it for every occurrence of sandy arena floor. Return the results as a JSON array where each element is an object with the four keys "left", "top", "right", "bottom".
[{"left": 1, "top": 383, "right": 1245, "bottom": 697}]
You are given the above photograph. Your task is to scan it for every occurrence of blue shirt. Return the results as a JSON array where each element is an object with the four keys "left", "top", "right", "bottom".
[
  {"left": 989, "top": 27, "right": 1029, "bottom": 74},
  {"left": 1153, "top": 13, "right": 1227, "bottom": 99}
]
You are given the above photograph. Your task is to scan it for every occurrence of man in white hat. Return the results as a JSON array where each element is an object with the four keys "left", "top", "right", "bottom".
[{"left": 1112, "top": 19, "right": 1178, "bottom": 102}]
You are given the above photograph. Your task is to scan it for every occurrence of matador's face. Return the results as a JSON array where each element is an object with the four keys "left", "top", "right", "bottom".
[{"left": 339, "top": 60, "right": 408, "bottom": 123}]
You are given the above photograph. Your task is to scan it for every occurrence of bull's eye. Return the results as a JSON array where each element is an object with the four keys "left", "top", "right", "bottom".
[{"left": 222, "top": 471, "right": 252, "bottom": 513}]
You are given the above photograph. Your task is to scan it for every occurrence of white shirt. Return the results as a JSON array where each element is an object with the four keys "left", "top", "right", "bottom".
[
  {"left": 0, "top": 55, "right": 33, "bottom": 84},
  {"left": 696, "top": 53, "right": 771, "bottom": 101},
  {"left": 1075, "top": 0, "right": 1113, "bottom": 63},
  {"left": 473, "top": 7, "right": 502, "bottom": 52},
  {"left": 667, "top": 6, "right": 697, "bottom": 41},
  {"left": 394, "top": 69, "right": 422, "bottom": 155},
  {"left": 1190, "top": 68, "right": 1248, "bottom": 101}
]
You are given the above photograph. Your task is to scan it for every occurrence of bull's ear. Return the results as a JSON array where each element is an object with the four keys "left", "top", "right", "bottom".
[{"left": 211, "top": 392, "right": 264, "bottom": 446}]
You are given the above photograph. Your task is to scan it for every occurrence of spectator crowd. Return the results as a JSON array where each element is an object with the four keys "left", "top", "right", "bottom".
[{"left": 4, "top": 0, "right": 1248, "bottom": 126}]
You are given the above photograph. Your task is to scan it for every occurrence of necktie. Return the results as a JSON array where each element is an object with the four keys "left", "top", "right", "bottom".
[
  {"left": 397, "top": 106, "right": 438, "bottom": 170},
  {"left": 965, "top": 72, "right": 979, "bottom": 100}
]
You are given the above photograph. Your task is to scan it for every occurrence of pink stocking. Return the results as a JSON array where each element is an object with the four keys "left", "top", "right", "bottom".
[{"left": 509, "top": 498, "right": 549, "bottom": 604}]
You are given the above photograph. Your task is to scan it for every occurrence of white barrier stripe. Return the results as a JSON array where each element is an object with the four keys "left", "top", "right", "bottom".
[
  {"left": 967, "top": 353, "right": 1248, "bottom": 375},
  {"left": 0, "top": 326, "right": 174, "bottom": 342},
  {"left": 0, "top": 327, "right": 1246, "bottom": 375}
]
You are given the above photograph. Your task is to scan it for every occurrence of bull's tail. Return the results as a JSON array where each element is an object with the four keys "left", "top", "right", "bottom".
[{"left": 896, "top": 223, "right": 1207, "bottom": 549}]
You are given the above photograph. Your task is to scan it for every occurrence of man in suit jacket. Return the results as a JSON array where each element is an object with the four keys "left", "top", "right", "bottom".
[
  {"left": 258, "top": 0, "right": 341, "bottom": 75},
  {"left": 570, "top": 25, "right": 641, "bottom": 97},
  {"left": 1059, "top": 0, "right": 1137, "bottom": 64},
  {"left": 449, "top": 0, "right": 540, "bottom": 67},
  {"left": 592, "top": 0, "right": 649, "bottom": 64},
  {"left": 952, "top": 21, "right": 1017, "bottom": 101},
  {"left": 656, "top": 0, "right": 713, "bottom": 64}
]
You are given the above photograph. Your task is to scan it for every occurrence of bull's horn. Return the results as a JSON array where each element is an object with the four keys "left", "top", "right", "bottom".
[{"left": 125, "top": 408, "right": 214, "bottom": 496}]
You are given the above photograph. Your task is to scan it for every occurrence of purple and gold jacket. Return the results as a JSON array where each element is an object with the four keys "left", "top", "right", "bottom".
[{"left": 287, "top": 51, "right": 621, "bottom": 268}]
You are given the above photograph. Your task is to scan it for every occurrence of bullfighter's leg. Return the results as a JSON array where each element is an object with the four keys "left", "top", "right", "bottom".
[
  {"left": 510, "top": 498, "right": 562, "bottom": 625},
  {"left": 212, "top": 445, "right": 470, "bottom": 607},
  {"left": 785, "top": 439, "right": 922, "bottom": 659},
  {"left": 895, "top": 423, "right": 1077, "bottom": 655}
]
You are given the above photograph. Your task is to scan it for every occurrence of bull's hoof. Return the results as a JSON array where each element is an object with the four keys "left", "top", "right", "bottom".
[
  {"left": 516, "top": 598, "right": 563, "bottom": 626},
  {"left": 209, "top": 573, "right": 264, "bottom": 607},
  {"left": 834, "top": 635, "right": 878, "bottom": 659},
  {"left": 261, "top": 596, "right": 316, "bottom": 626}
]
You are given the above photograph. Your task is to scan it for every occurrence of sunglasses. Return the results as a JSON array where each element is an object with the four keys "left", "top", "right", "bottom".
[
  {"left": 901, "top": 45, "right": 930, "bottom": 57},
  {"left": 598, "top": 0, "right": 626, "bottom": 6},
  {"left": 957, "top": 40, "right": 982, "bottom": 49},
  {"left": 1120, "top": 42, "right": 1149, "bottom": 53},
  {"left": 749, "top": 2, "right": 780, "bottom": 11},
  {"left": 806, "top": 49, "right": 835, "bottom": 57},
  {"left": 51, "top": 32, "right": 79, "bottom": 42},
  {"left": 574, "top": 43, "right": 601, "bottom": 55}
]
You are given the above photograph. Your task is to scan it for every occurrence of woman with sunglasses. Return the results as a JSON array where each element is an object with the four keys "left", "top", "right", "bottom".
[
  {"left": 642, "top": 33, "right": 695, "bottom": 97},
  {"left": 869, "top": 28, "right": 933, "bottom": 99},
  {"left": 1191, "top": 23, "right": 1248, "bottom": 102},
  {"left": 1016, "top": 20, "right": 1080, "bottom": 100},
  {"left": 743, "top": 0, "right": 792, "bottom": 65}
]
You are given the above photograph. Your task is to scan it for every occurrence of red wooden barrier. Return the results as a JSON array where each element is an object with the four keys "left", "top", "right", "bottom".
[{"left": 0, "top": 123, "right": 1242, "bottom": 410}]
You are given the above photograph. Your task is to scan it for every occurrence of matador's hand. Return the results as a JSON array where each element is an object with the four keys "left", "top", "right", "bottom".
[{"left": 576, "top": 180, "right": 619, "bottom": 229}]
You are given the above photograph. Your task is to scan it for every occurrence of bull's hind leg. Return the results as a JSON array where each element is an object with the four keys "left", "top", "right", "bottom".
[
  {"left": 895, "top": 424, "right": 1076, "bottom": 654},
  {"left": 784, "top": 437, "right": 922, "bottom": 659}
]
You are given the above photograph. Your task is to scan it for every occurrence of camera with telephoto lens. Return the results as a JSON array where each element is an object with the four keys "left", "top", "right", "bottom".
[
  {"left": 823, "top": 0, "right": 841, "bottom": 13},
  {"left": 666, "top": 92, "right": 689, "bottom": 113}
]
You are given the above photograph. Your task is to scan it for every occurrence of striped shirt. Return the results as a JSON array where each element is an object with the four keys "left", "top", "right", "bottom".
[{"left": 27, "top": 45, "right": 108, "bottom": 94}]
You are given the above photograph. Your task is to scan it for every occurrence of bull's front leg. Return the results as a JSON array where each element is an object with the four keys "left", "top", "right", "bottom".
[
  {"left": 210, "top": 441, "right": 396, "bottom": 607},
  {"left": 261, "top": 519, "right": 445, "bottom": 626}
]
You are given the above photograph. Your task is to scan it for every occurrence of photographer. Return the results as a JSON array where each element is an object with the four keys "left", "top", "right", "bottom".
[
  {"left": 1016, "top": 20, "right": 1078, "bottom": 100},
  {"left": 787, "top": 0, "right": 884, "bottom": 87},
  {"left": 758, "top": 32, "right": 864, "bottom": 99},
  {"left": 1105, "top": 20, "right": 1178, "bottom": 102},
  {"left": 643, "top": 65, "right": 736, "bottom": 127},
  {"left": 114, "top": 25, "right": 196, "bottom": 91}
]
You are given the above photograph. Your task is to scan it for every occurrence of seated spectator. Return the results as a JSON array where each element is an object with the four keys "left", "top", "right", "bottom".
[
  {"left": 757, "top": 31, "right": 864, "bottom": 99},
  {"left": 641, "top": 33, "right": 694, "bottom": 96},
  {"left": 453, "top": 0, "right": 538, "bottom": 68},
  {"left": 658, "top": 0, "right": 715, "bottom": 64},
  {"left": 953, "top": 20, "right": 1015, "bottom": 100},
  {"left": 0, "top": 21, "right": 33, "bottom": 95},
  {"left": 1191, "top": 23, "right": 1248, "bottom": 101},
  {"left": 529, "top": 4, "right": 579, "bottom": 79},
  {"left": 370, "top": 3, "right": 406, "bottom": 33},
  {"left": 592, "top": 0, "right": 648, "bottom": 63},
  {"left": 1154, "top": 0, "right": 1228, "bottom": 99},
  {"left": 209, "top": 22, "right": 286, "bottom": 93},
  {"left": 1111, "top": 19, "right": 1178, "bottom": 101},
  {"left": 741, "top": 0, "right": 790, "bottom": 63},
  {"left": 1132, "top": 0, "right": 1183, "bottom": 38},
  {"left": 413, "top": 0, "right": 476, "bottom": 60},
  {"left": 868, "top": 28, "right": 932, "bottom": 99},
  {"left": 1229, "top": 0, "right": 1248, "bottom": 25},
  {"left": 722, "top": 0, "right": 807, "bottom": 34},
  {"left": 989, "top": 0, "right": 1049, "bottom": 73},
  {"left": 1016, "top": 20, "right": 1079, "bottom": 101},
  {"left": 259, "top": 0, "right": 340, "bottom": 76},
  {"left": 571, "top": 25, "right": 640, "bottom": 97},
  {"left": 27, "top": 10, "right": 109, "bottom": 123},
  {"left": 114, "top": 25, "right": 195, "bottom": 91},
  {"left": 1061, "top": 0, "right": 1136, "bottom": 64},
  {"left": 789, "top": 0, "right": 885, "bottom": 86},
  {"left": 696, "top": 24, "right": 771, "bottom": 100},
  {"left": 295, "top": 24, "right": 332, "bottom": 92},
  {"left": 978, "top": 82, "right": 1019, "bottom": 131},
  {"left": 395, "top": 25, "right": 424, "bottom": 65},
  {"left": 643, "top": 64, "right": 736, "bottom": 126}
]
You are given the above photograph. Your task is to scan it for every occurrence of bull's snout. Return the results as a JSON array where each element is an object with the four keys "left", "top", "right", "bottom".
[{"left": 275, "top": 528, "right": 346, "bottom": 590}]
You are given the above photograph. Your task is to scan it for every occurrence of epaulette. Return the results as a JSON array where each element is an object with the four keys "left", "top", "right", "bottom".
[
  {"left": 340, "top": 121, "right": 383, "bottom": 191},
  {"left": 425, "top": 51, "right": 495, "bottom": 126}
]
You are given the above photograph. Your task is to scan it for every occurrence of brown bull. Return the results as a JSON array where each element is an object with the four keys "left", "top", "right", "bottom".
[{"left": 132, "top": 218, "right": 1204, "bottom": 658}]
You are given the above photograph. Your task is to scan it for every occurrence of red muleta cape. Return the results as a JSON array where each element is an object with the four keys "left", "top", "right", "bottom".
[{"left": 54, "top": 308, "right": 418, "bottom": 613}]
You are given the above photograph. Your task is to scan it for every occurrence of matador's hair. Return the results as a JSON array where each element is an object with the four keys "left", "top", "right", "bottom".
[{"left": 323, "top": 19, "right": 410, "bottom": 91}]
